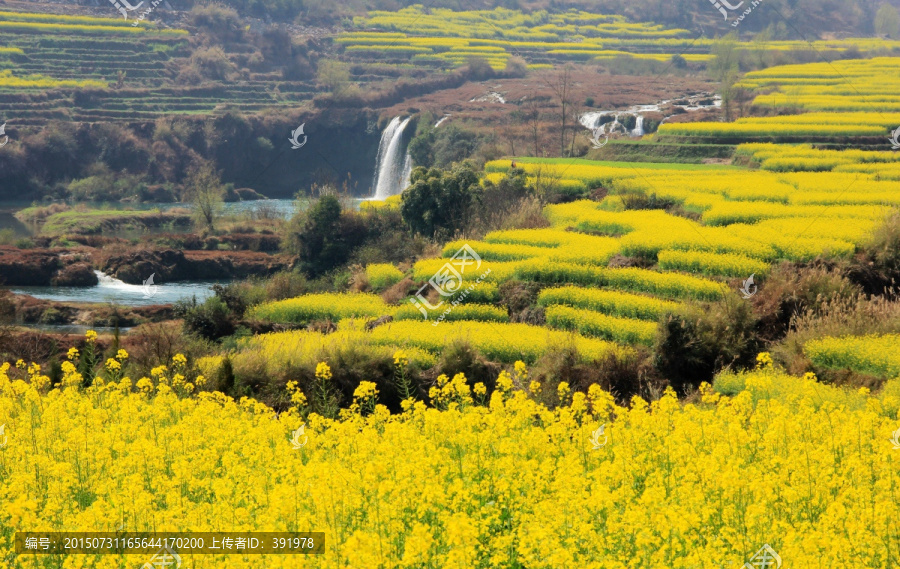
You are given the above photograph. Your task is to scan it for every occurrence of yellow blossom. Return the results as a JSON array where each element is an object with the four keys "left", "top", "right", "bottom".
[{"left": 315, "top": 362, "right": 332, "bottom": 381}]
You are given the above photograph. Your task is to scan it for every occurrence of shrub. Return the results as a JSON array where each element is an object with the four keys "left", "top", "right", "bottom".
[
  {"left": 400, "top": 165, "right": 481, "bottom": 239},
  {"left": 654, "top": 300, "right": 761, "bottom": 393},
  {"left": 285, "top": 195, "right": 368, "bottom": 277},
  {"left": 180, "top": 296, "right": 235, "bottom": 341}
]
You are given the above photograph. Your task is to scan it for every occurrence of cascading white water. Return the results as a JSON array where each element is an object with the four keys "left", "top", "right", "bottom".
[
  {"left": 579, "top": 95, "right": 721, "bottom": 140},
  {"left": 632, "top": 116, "right": 645, "bottom": 137},
  {"left": 371, "top": 116, "right": 413, "bottom": 200},
  {"left": 95, "top": 270, "right": 147, "bottom": 294},
  {"left": 399, "top": 151, "right": 413, "bottom": 194}
]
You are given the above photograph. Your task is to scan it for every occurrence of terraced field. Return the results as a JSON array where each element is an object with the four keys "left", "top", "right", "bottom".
[
  {"left": 245, "top": 56, "right": 900, "bottom": 365},
  {"left": 658, "top": 57, "right": 900, "bottom": 146},
  {"left": 339, "top": 6, "right": 900, "bottom": 71},
  {"left": 0, "top": 10, "right": 316, "bottom": 124}
]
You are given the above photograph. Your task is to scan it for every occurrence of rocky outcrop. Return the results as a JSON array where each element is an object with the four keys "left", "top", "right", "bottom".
[
  {"left": 101, "top": 248, "right": 295, "bottom": 284},
  {"left": 51, "top": 262, "right": 99, "bottom": 286},
  {"left": 0, "top": 247, "right": 60, "bottom": 286},
  {"left": 0, "top": 247, "right": 98, "bottom": 286},
  {"left": 2, "top": 290, "right": 174, "bottom": 326}
]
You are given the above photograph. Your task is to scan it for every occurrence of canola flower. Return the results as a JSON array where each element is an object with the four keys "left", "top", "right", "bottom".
[
  {"left": 1, "top": 347, "right": 900, "bottom": 568},
  {"left": 804, "top": 334, "right": 900, "bottom": 380}
]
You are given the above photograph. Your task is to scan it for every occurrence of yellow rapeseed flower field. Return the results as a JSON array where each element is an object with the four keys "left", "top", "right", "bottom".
[{"left": 2, "top": 350, "right": 899, "bottom": 568}]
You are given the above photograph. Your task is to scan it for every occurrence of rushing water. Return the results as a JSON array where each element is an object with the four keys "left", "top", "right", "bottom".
[
  {"left": 579, "top": 95, "right": 722, "bottom": 139},
  {"left": 7, "top": 271, "right": 219, "bottom": 306},
  {"left": 371, "top": 116, "right": 414, "bottom": 200}
]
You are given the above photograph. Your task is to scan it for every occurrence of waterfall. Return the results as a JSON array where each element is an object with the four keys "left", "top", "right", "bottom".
[
  {"left": 632, "top": 116, "right": 645, "bottom": 137},
  {"left": 95, "top": 270, "right": 146, "bottom": 294},
  {"left": 400, "top": 151, "right": 413, "bottom": 194},
  {"left": 371, "top": 116, "right": 413, "bottom": 200}
]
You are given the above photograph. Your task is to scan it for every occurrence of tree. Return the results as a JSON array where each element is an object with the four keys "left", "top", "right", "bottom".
[
  {"left": 709, "top": 33, "right": 742, "bottom": 121},
  {"left": 187, "top": 161, "right": 224, "bottom": 232},
  {"left": 317, "top": 60, "right": 351, "bottom": 97},
  {"left": 400, "top": 166, "right": 480, "bottom": 239},
  {"left": 285, "top": 194, "right": 367, "bottom": 277},
  {"left": 875, "top": 3, "right": 900, "bottom": 38},
  {"left": 545, "top": 65, "right": 575, "bottom": 157}
]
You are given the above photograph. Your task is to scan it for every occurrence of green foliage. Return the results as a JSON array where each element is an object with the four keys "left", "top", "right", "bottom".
[
  {"left": 284, "top": 195, "right": 368, "bottom": 277},
  {"left": 400, "top": 165, "right": 481, "bottom": 239},
  {"left": 187, "top": 162, "right": 225, "bottom": 232},
  {"left": 654, "top": 300, "right": 761, "bottom": 393},
  {"left": 176, "top": 296, "right": 235, "bottom": 341},
  {"left": 408, "top": 124, "right": 481, "bottom": 170},
  {"left": 875, "top": 3, "right": 900, "bottom": 39}
]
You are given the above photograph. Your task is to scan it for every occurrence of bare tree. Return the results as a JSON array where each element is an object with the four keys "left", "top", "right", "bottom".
[
  {"left": 531, "top": 163, "right": 563, "bottom": 205},
  {"left": 545, "top": 65, "right": 575, "bottom": 157},
  {"left": 522, "top": 94, "right": 544, "bottom": 157},
  {"left": 187, "top": 161, "right": 224, "bottom": 232}
]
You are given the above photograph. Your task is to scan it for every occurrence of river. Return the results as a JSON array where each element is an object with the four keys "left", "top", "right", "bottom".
[{"left": 8, "top": 271, "right": 219, "bottom": 307}]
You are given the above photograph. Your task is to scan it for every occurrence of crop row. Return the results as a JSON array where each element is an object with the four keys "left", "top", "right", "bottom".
[
  {"left": 805, "top": 334, "right": 900, "bottom": 379},
  {"left": 544, "top": 305, "right": 658, "bottom": 345},
  {"left": 537, "top": 286, "right": 682, "bottom": 321},
  {"left": 367, "top": 319, "right": 633, "bottom": 364}
]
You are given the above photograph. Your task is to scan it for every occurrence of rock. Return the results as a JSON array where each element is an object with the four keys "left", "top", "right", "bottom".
[
  {"left": 101, "top": 248, "right": 294, "bottom": 283},
  {"left": 52, "top": 262, "right": 99, "bottom": 286},
  {"left": 365, "top": 314, "right": 394, "bottom": 331},
  {"left": 0, "top": 247, "right": 59, "bottom": 286}
]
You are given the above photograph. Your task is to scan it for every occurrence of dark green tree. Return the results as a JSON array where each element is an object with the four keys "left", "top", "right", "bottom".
[
  {"left": 285, "top": 195, "right": 367, "bottom": 276},
  {"left": 400, "top": 166, "right": 480, "bottom": 239}
]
